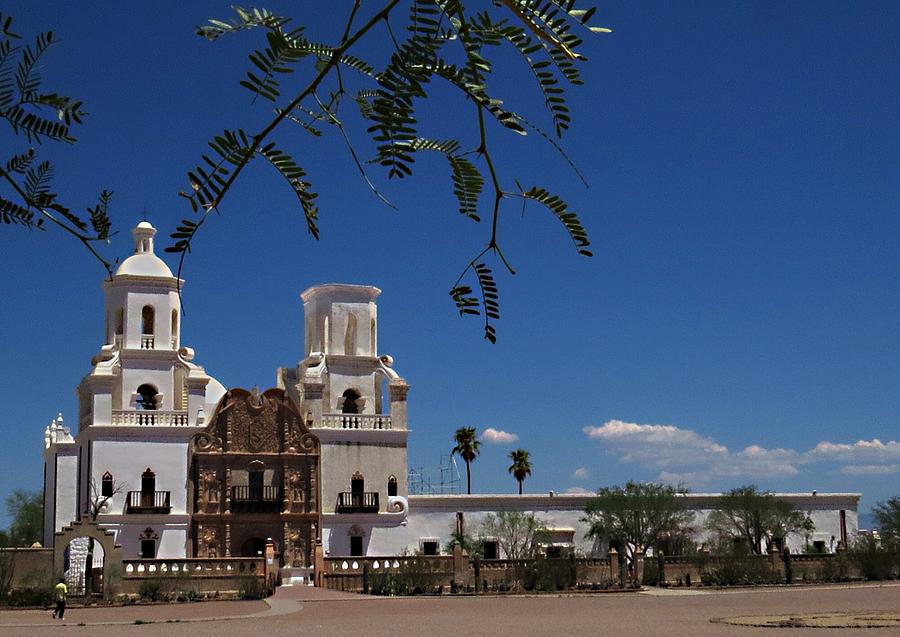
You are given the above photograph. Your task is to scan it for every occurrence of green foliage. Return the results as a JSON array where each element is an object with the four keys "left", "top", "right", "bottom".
[
  {"left": 849, "top": 535, "right": 899, "bottom": 581},
  {"left": 369, "top": 556, "right": 445, "bottom": 596},
  {"left": 480, "top": 511, "right": 549, "bottom": 560},
  {"left": 238, "top": 575, "right": 266, "bottom": 599},
  {"left": 699, "top": 555, "right": 780, "bottom": 587},
  {"left": 0, "top": 14, "right": 114, "bottom": 273},
  {"left": 706, "top": 485, "right": 814, "bottom": 555},
  {"left": 873, "top": 496, "right": 900, "bottom": 544},
  {"left": 5, "top": 490, "right": 42, "bottom": 547},
  {"left": 171, "top": 1, "right": 609, "bottom": 342},
  {"left": 451, "top": 426, "right": 481, "bottom": 494},
  {"left": 583, "top": 481, "right": 695, "bottom": 564},
  {"left": 507, "top": 448, "right": 532, "bottom": 494},
  {"left": 138, "top": 579, "right": 164, "bottom": 602}
]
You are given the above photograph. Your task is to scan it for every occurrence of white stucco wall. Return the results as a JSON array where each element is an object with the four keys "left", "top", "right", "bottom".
[
  {"left": 89, "top": 437, "right": 191, "bottom": 515},
  {"left": 317, "top": 439, "right": 407, "bottom": 514},
  {"left": 351, "top": 493, "right": 863, "bottom": 558}
]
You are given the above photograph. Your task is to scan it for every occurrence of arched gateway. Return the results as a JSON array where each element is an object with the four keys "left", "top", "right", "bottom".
[
  {"left": 190, "top": 388, "right": 320, "bottom": 567},
  {"left": 53, "top": 520, "right": 123, "bottom": 600}
]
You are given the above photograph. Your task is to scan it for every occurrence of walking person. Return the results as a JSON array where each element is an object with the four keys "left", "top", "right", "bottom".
[{"left": 52, "top": 577, "right": 67, "bottom": 620}]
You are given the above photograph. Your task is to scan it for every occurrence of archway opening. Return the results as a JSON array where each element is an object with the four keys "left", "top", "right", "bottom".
[
  {"left": 136, "top": 384, "right": 158, "bottom": 410},
  {"left": 64, "top": 537, "right": 105, "bottom": 598},
  {"left": 341, "top": 389, "right": 361, "bottom": 414},
  {"left": 240, "top": 537, "right": 267, "bottom": 557}
]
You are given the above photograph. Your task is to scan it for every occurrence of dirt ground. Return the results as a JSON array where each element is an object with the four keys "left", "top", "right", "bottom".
[{"left": 2, "top": 582, "right": 899, "bottom": 636}]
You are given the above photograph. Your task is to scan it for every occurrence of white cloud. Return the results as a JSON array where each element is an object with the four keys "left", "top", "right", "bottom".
[
  {"left": 565, "top": 486, "right": 592, "bottom": 495},
  {"left": 572, "top": 467, "right": 590, "bottom": 480},
  {"left": 808, "top": 439, "right": 900, "bottom": 464},
  {"left": 840, "top": 464, "right": 900, "bottom": 476},
  {"left": 481, "top": 427, "right": 518, "bottom": 444},
  {"left": 583, "top": 420, "right": 900, "bottom": 488}
]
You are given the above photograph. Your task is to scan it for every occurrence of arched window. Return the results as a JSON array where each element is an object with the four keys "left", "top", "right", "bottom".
[
  {"left": 141, "top": 305, "right": 155, "bottom": 335},
  {"left": 101, "top": 471, "right": 114, "bottom": 497},
  {"left": 344, "top": 314, "right": 357, "bottom": 355},
  {"left": 370, "top": 318, "right": 376, "bottom": 356},
  {"left": 136, "top": 384, "right": 158, "bottom": 410},
  {"left": 387, "top": 475, "right": 397, "bottom": 497},
  {"left": 171, "top": 309, "right": 178, "bottom": 344},
  {"left": 115, "top": 308, "right": 124, "bottom": 335},
  {"left": 341, "top": 389, "right": 361, "bottom": 414}
]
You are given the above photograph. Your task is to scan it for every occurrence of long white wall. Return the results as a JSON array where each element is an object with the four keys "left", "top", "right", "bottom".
[{"left": 339, "top": 493, "right": 861, "bottom": 558}]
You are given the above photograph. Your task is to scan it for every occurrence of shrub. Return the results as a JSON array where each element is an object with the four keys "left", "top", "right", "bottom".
[
  {"left": 138, "top": 579, "right": 164, "bottom": 602},
  {"left": 700, "top": 556, "right": 779, "bottom": 586},
  {"left": 238, "top": 576, "right": 266, "bottom": 600},
  {"left": 849, "top": 536, "right": 898, "bottom": 581}
]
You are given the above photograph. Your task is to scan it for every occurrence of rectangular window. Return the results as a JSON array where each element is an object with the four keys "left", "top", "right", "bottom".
[
  {"left": 350, "top": 536, "right": 363, "bottom": 557},
  {"left": 422, "top": 541, "right": 438, "bottom": 556},
  {"left": 483, "top": 540, "right": 499, "bottom": 560},
  {"left": 140, "top": 539, "right": 156, "bottom": 559}
]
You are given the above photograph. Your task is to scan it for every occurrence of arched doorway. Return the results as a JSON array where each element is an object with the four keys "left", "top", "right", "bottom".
[
  {"left": 64, "top": 537, "right": 105, "bottom": 598},
  {"left": 240, "top": 537, "right": 267, "bottom": 557}
]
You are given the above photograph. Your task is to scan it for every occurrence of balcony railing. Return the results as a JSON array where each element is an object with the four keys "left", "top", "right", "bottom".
[
  {"left": 111, "top": 410, "right": 189, "bottom": 427},
  {"left": 321, "top": 414, "right": 392, "bottom": 430},
  {"left": 229, "top": 485, "right": 282, "bottom": 514},
  {"left": 126, "top": 491, "right": 171, "bottom": 514},
  {"left": 336, "top": 491, "right": 379, "bottom": 514},
  {"left": 141, "top": 334, "right": 155, "bottom": 349}
]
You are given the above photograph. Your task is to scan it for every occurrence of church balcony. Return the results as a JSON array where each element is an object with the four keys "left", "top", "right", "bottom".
[
  {"left": 126, "top": 491, "right": 171, "bottom": 514},
  {"left": 229, "top": 485, "right": 283, "bottom": 514},
  {"left": 321, "top": 414, "right": 392, "bottom": 430},
  {"left": 111, "top": 410, "right": 190, "bottom": 427},
  {"left": 336, "top": 491, "right": 379, "bottom": 514}
]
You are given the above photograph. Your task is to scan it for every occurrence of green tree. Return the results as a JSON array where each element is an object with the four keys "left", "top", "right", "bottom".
[
  {"left": 873, "top": 496, "right": 900, "bottom": 545},
  {"left": 451, "top": 426, "right": 481, "bottom": 494},
  {"left": 706, "top": 485, "right": 814, "bottom": 555},
  {"left": 167, "top": 1, "right": 608, "bottom": 342},
  {"left": 0, "top": 13, "right": 115, "bottom": 273},
  {"left": 480, "top": 510, "right": 548, "bottom": 560},
  {"left": 507, "top": 448, "right": 532, "bottom": 495},
  {"left": 583, "top": 481, "right": 695, "bottom": 565},
  {"left": 5, "top": 490, "right": 43, "bottom": 547}
]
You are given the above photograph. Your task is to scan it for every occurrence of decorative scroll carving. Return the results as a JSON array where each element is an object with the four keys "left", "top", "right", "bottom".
[{"left": 192, "top": 432, "right": 222, "bottom": 452}]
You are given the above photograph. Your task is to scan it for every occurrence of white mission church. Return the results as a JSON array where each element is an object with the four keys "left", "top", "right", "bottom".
[{"left": 42, "top": 221, "right": 859, "bottom": 567}]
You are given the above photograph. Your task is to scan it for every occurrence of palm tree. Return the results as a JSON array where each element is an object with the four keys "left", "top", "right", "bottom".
[
  {"left": 451, "top": 427, "right": 481, "bottom": 495},
  {"left": 508, "top": 449, "right": 532, "bottom": 495}
]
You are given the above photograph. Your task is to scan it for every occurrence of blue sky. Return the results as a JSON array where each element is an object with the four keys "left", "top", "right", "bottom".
[{"left": 3, "top": 1, "right": 900, "bottom": 526}]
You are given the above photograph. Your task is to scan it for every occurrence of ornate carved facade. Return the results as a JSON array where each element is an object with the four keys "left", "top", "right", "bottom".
[{"left": 189, "top": 388, "right": 320, "bottom": 566}]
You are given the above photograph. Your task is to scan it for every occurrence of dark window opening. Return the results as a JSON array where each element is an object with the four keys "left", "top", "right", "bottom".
[
  {"left": 141, "top": 305, "right": 155, "bottom": 335},
  {"left": 341, "top": 389, "right": 361, "bottom": 414},
  {"left": 141, "top": 468, "right": 156, "bottom": 507},
  {"left": 240, "top": 537, "right": 266, "bottom": 557},
  {"left": 249, "top": 469, "right": 264, "bottom": 501},
  {"left": 387, "top": 475, "right": 398, "bottom": 497},
  {"left": 422, "top": 541, "right": 438, "bottom": 556},
  {"left": 136, "top": 384, "right": 158, "bottom": 410},
  {"left": 101, "top": 472, "right": 114, "bottom": 497},
  {"left": 140, "top": 539, "right": 156, "bottom": 559},
  {"left": 483, "top": 541, "right": 499, "bottom": 560},
  {"left": 350, "top": 535, "right": 363, "bottom": 557},
  {"left": 547, "top": 546, "right": 563, "bottom": 559}
]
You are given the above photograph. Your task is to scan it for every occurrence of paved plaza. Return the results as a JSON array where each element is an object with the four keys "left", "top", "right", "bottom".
[{"left": 1, "top": 582, "right": 899, "bottom": 636}]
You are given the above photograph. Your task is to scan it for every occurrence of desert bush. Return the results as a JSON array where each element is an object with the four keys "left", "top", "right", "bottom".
[
  {"left": 700, "top": 555, "right": 779, "bottom": 586},
  {"left": 849, "top": 536, "right": 898, "bottom": 581},
  {"left": 138, "top": 579, "right": 164, "bottom": 602},
  {"left": 238, "top": 576, "right": 266, "bottom": 600}
]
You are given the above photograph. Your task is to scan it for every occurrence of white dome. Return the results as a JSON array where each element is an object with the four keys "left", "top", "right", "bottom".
[
  {"left": 113, "top": 220, "right": 175, "bottom": 278},
  {"left": 115, "top": 253, "right": 174, "bottom": 277}
]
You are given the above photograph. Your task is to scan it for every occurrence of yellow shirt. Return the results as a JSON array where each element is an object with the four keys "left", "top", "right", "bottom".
[{"left": 54, "top": 582, "right": 67, "bottom": 601}]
